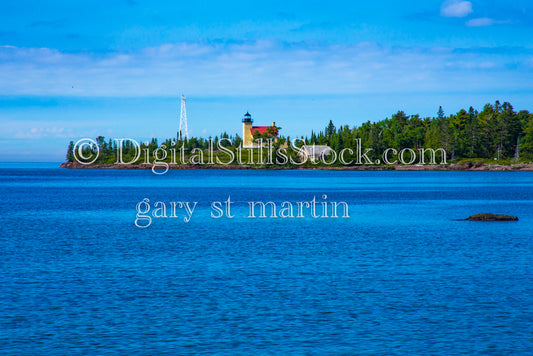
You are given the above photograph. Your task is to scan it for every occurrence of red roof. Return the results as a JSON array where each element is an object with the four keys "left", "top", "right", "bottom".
[{"left": 251, "top": 126, "right": 278, "bottom": 136}]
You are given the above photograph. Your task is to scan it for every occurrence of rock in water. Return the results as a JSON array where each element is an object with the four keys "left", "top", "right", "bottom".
[{"left": 466, "top": 213, "right": 518, "bottom": 221}]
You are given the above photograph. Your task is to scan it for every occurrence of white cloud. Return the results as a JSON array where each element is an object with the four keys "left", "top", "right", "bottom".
[
  {"left": 465, "top": 17, "right": 495, "bottom": 27},
  {"left": 0, "top": 117, "right": 85, "bottom": 140},
  {"left": 440, "top": 1, "right": 473, "bottom": 18},
  {"left": 0, "top": 41, "right": 530, "bottom": 98},
  {"left": 13, "top": 126, "right": 70, "bottom": 139}
]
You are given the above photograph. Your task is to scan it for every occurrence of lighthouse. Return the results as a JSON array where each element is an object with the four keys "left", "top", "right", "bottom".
[
  {"left": 242, "top": 112, "right": 254, "bottom": 147},
  {"left": 242, "top": 111, "right": 279, "bottom": 147}
]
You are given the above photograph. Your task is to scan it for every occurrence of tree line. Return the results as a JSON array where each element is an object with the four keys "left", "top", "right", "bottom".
[
  {"left": 308, "top": 101, "right": 533, "bottom": 162},
  {"left": 67, "top": 101, "right": 533, "bottom": 164}
]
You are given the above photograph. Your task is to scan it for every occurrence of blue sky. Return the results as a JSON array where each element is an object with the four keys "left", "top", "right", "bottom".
[{"left": 1, "top": 0, "right": 532, "bottom": 161}]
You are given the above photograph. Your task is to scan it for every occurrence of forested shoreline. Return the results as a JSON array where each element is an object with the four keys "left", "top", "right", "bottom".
[
  {"left": 309, "top": 101, "right": 533, "bottom": 162},
  {"left": 65, "top": 101, "right": 533, "bottom": 166}
]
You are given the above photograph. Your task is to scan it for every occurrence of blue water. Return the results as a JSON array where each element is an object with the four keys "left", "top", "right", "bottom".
[{"left": 0, "top": 168, "right": 531, "bottom": 355}]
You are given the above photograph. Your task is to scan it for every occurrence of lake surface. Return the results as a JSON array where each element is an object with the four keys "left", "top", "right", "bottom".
[{"left": 0, "top": 168, "right": 532, "bottom": 355}]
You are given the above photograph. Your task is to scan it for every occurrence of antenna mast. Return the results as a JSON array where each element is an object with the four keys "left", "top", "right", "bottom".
[{"left": 178, "top": 95, "right": 189, "bottom": 141}]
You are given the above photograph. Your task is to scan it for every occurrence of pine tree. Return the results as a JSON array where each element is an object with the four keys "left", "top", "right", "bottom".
[
  {"left": 66, "top": 141, "right": 74, "bottom": 162},
  {"left": 325, "top": 120, "right": 336, "bottom": 138},
  {"left": 437, "top": 106, "right": 445, "bottom": 119}
]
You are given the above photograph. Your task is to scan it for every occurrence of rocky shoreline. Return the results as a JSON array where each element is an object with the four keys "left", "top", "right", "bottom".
[{"left": 59, "top": 161, "right": 533, "bottom": 171}]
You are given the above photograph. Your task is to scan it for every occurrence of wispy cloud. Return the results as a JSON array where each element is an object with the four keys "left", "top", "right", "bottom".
[
  {"left": 466, "top": 17, "right": 494, "bottom": 27},
  {"left": 440, "top": 0, "right": 473, "bottom": 18},
  {"left": 465, "top": 17, "right": 510, "bottom": 27},
  {"left": 14, "top": 126, "right": 67, "bottom": 139},
  {"left": 0, "top": 118, "right": 76, "bottom": 139},
  {"left": 0, "top": 41, "right": 531, "bottom": 98}
]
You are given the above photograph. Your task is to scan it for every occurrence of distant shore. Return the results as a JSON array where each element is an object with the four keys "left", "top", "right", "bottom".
[{"left": 60, "top": 161, "right": 533, "bottom": 171}]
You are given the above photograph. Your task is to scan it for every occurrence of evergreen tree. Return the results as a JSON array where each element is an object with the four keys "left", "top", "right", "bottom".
[
  {"left": 437, "top": 106, "right": 445, "bottom": 119},
  {"left": 325, "top": 120, "right": 336, "bottom": 138},
  {"left": 66, "top": 141, "right": 74, "bottom": 162},
  {"left": 520, "top": 115, "right": 533, "bottom": 160}
]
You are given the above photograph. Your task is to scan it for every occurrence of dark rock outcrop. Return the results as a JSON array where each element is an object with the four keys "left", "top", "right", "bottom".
[{"left": 465, "top": 213, "right": 518, "bottom": 221}]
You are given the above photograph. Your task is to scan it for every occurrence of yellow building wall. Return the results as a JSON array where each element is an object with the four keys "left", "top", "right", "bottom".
[{"left": 243, "top": 121, "right": 253, "bottom": 146}]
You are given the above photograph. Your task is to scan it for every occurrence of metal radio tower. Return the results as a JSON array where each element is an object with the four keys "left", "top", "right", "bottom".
[{"left": 178, "top": 94, "right": 189, "bottom": 141}]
